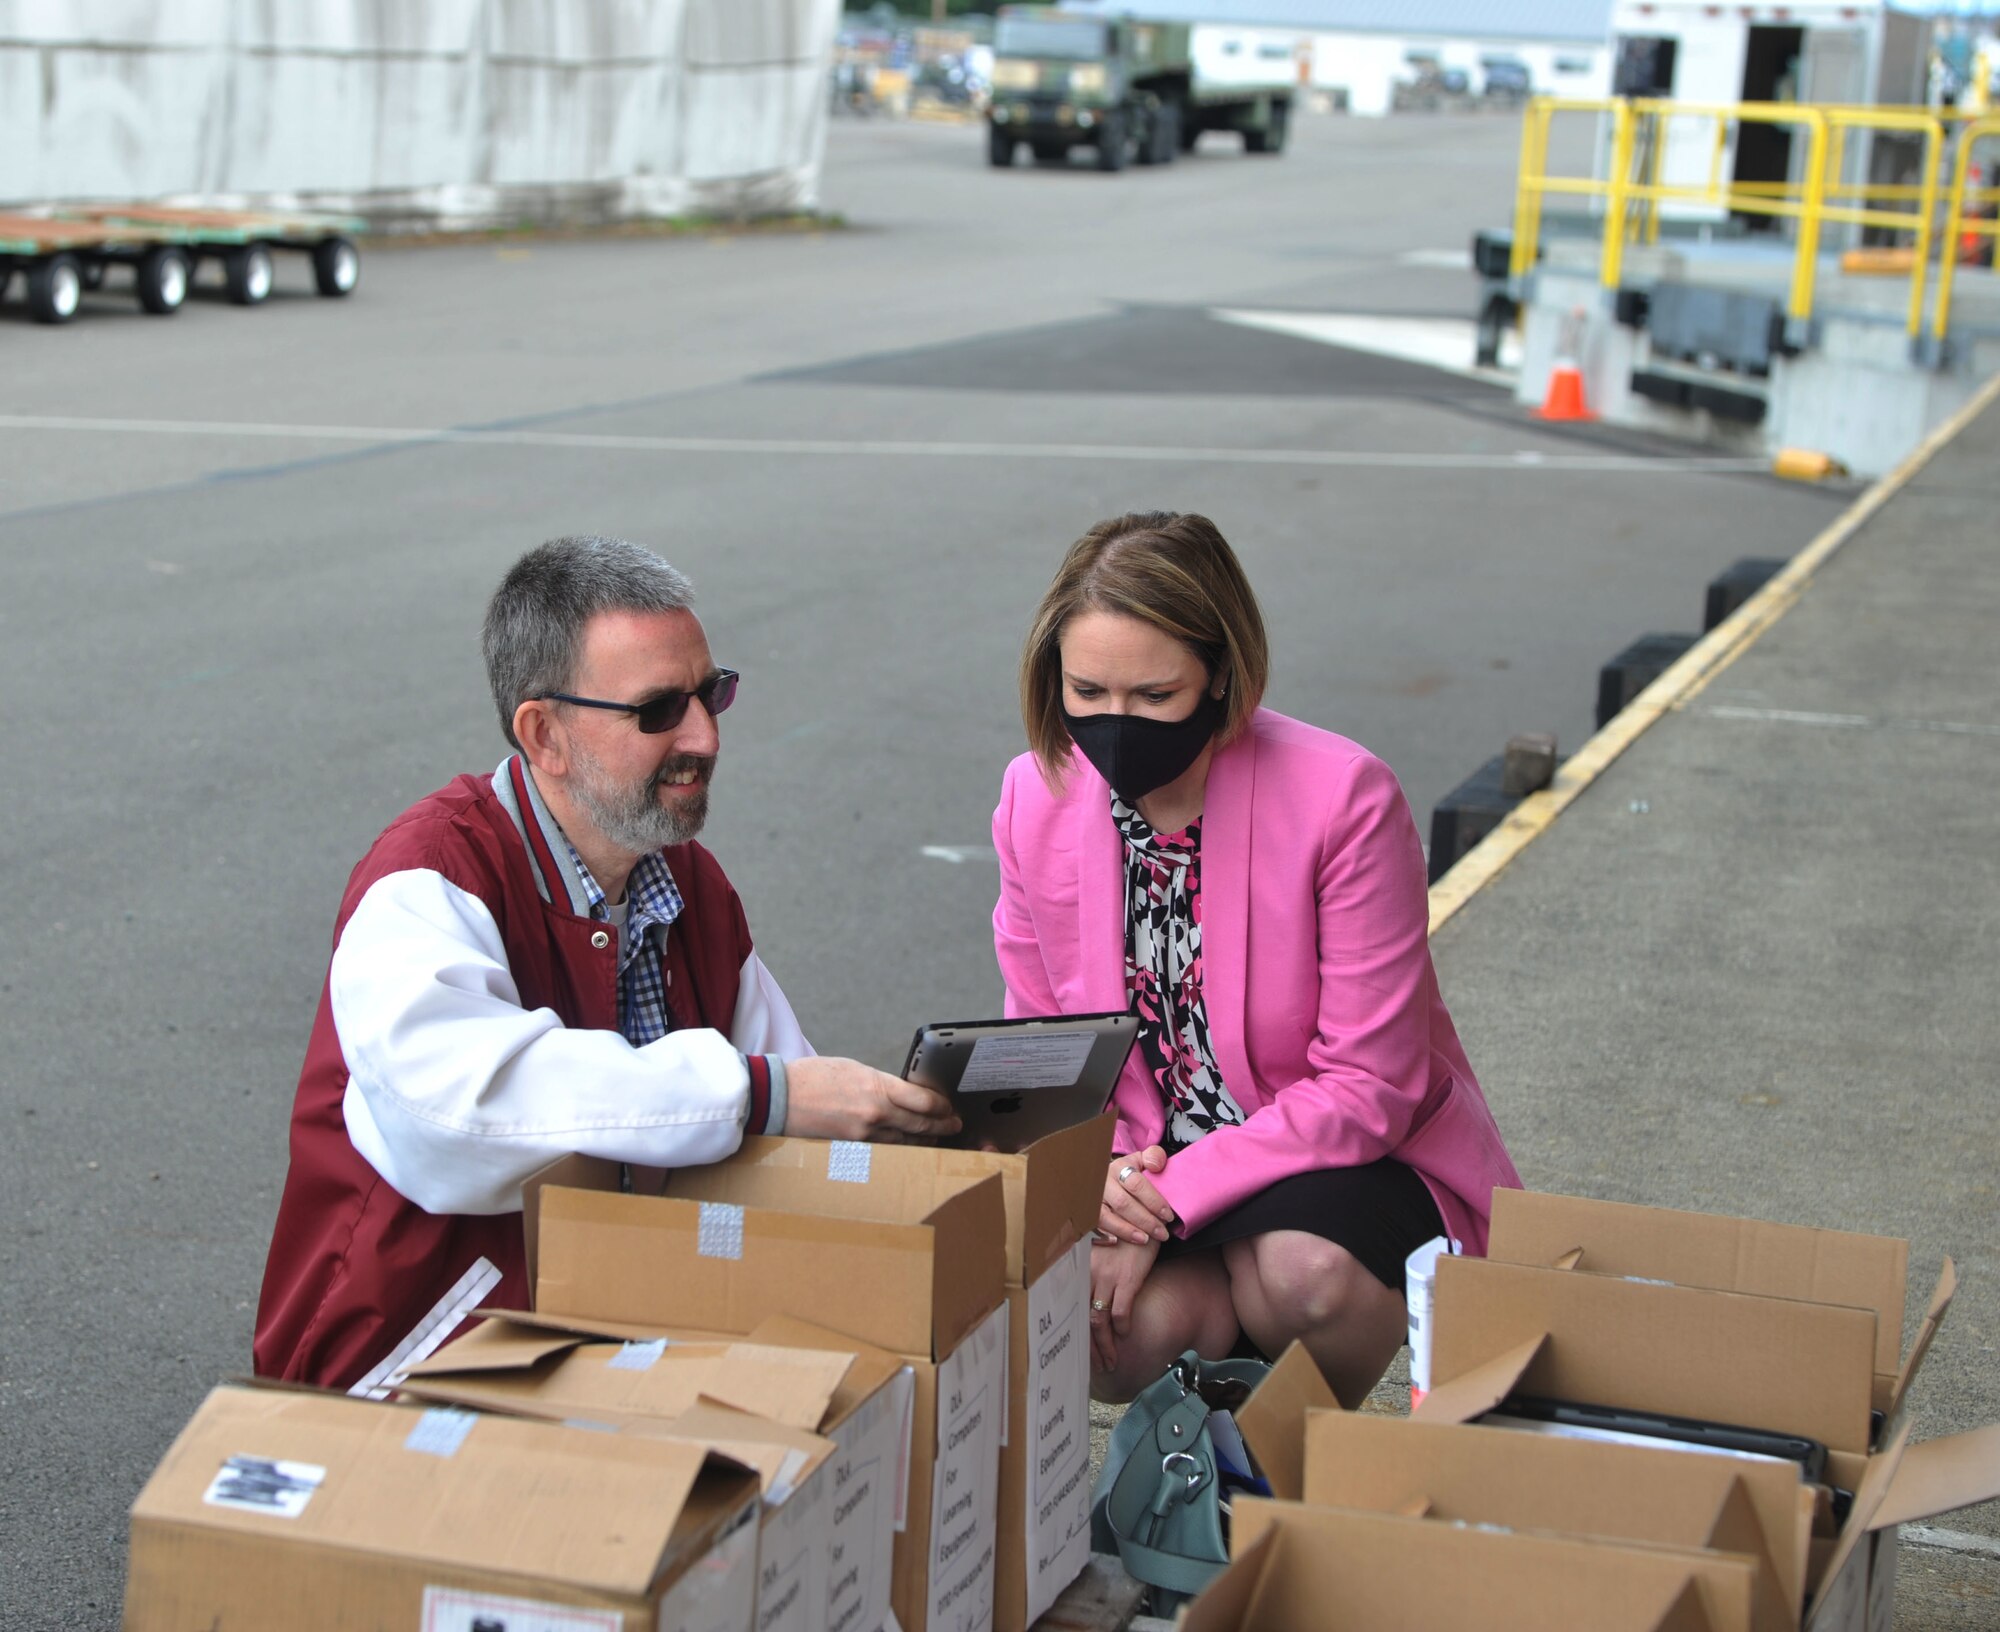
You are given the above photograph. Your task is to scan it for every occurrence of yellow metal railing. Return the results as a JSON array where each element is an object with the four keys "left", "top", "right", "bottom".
[{"left": 1510, "top": 97, "right": 2000, "bottom": 345}]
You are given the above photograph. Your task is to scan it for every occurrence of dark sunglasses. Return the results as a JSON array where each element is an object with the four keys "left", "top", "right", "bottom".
[{"left": 538, "top": 669, "right": 739, "bottom": 733}]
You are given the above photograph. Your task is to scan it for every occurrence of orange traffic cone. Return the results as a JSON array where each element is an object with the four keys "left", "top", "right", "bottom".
[{"left": 1536, "top": 307, "right": 1596, "bottom": 422}]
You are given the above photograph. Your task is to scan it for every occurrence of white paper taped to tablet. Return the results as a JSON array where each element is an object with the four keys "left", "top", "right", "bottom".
[{"left": 957, "top": 1032, "right": 1094, "bottom": 1093}]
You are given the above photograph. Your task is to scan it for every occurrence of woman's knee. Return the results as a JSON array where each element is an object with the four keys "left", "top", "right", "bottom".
[{"left": 1234, "top": 1233, "right": 1395, "bottom": 1332}]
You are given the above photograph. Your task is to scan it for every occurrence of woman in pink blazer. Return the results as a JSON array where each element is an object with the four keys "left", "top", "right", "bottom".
[{"left": 992, "top": 511, "right": 1521, "bottom": 1406}]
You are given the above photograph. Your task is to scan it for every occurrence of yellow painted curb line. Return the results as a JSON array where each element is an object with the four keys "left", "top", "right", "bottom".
[{"left": 1426, "top": 366, "right": 2000, "bottom": 939}]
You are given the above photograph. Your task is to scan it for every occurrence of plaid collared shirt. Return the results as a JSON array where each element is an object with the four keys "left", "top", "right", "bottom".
[{"left": 562, "top": 839, "right": 686, "bottom": 1047}]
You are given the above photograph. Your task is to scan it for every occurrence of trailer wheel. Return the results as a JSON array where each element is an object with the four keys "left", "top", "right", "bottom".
[
  {"left": 312, "top": 236, "right": 361, "bottom": 298},
  {"left": 26, "top": 254, "right": 83, "bottom": 324},
  {"left": 225, "top": 243, "right": 276, "bottom": 305},
  {"left": 988, "top": 127, "right": 1017, "bottom": 168},
  {"left": 1246, "top": 99, "right": 1289, "bottom": 154},
  {"left": 1096, "top": 110, "right": 1128, "bottom": 172},
  {"left": 136, "top": 247, "right": 191, "bottom": 315}
]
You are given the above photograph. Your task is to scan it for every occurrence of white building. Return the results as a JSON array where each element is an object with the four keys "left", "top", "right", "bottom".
[
  {"left": 0, "top": 2, "right": 842, "bottom": 225},
  {"left": 1065, "top": 0, "right": 1614, "bottom": 115}
]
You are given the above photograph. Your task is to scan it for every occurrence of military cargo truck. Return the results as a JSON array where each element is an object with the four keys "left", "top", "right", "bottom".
[{"left": 986, "top": 5, "right": 1296, "bottom": 171}]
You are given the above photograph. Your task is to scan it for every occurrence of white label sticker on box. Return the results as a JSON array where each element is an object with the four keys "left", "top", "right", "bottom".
[
  {"left": 928, "top": 1301, "right": 1009, "bottom": 1632},
  {"left": 957, "top": 1034, "right": 1093, "bottom": 1093},
  {"left": 405, "top": 1409, "right": 478, "bottom": 1458},
  {"left": 202, "top": 1456, "right": 325, "bottom": 1518},
  {"left": 699, "top": 1201, "right": 745, "bottom": 1259},
  {"left": 826, "top": 1368, "right": 908, "bottom": 1632},
  {"left": 659, "top": 1499, "right": 761, "bottom": 1632},
  {"left": 827, "top": 1142, "right": 872, "bottom": 1184},
  {"left": 1024, "top": 1238, "right": 1093, "bottom": 1625},
  {"left": 422, "top": 1586, "right": 621, "bottom": 1632}
]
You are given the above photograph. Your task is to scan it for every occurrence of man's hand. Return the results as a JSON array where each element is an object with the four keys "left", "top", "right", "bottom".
[
  {"left": 1099, "top": 1145, "right": 1175, "bottom": 1244},
  {"left": 783, "top": 1057, "right": 961, "bottom": 1143},
  {"left": 1089, "top": 1237, "right": 1161, "bottom": 1373}
]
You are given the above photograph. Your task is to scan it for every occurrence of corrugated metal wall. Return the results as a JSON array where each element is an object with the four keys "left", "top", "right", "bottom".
[{"left": 0, "top": 0, "right": 841, "bottom": 224}]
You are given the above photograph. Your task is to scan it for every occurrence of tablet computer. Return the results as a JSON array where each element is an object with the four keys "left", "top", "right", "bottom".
[
  {"left": 1480, "top": 1396, "right": 1830, "bottom": 1484},
  {"left": 902, "top": 1011, "right": 1137, "bottom": 1153}
]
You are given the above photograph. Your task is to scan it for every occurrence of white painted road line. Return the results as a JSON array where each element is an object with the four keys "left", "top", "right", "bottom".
[
  {"left": 920, "top": 845, "right": 996, "bottom": 865},
  {"left": 1699, "top": 705, "right": 2000, "bottom": 739},
  {"left": 0, "top": 413, "right": 1768, "bottom": 476},
  {"left": 1211, "top": 307, "right": 1522, "bottom": 383},
  {"left": 1397, "top": 248, "right": 1473, "bottom": 270},
  {"left": 1903, "top": 1525, "right": 2000, "bottom": 1561}
]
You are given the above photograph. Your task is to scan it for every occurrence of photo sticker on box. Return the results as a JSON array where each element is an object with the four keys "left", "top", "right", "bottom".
[
  {"left": 420, "top": 1585, "right": 622, "bottom": 1632},
  {"left": 202, "top": 1455, "right": 326, "bottom": 1518},
  {"left": 957, "top": 1033, "right": 1093, "bottom": 1093}
]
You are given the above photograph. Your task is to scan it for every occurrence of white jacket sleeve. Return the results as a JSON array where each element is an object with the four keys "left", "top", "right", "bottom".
[
  {"left": 334, "top": 868, "right": 752, "bottom": 1216},
  {"left": 730, "top": 951, "right": 815, "bottom": 1060}
]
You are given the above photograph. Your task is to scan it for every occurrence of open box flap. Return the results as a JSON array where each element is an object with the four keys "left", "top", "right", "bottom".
[
  {"left": 1411, "top": 1335, "right": 1546, "bottom": 1425},
  {"left": 1236, "top": 1341, "right": 1340, "bottom": 1502},
  {"left": 1704, "top": 1475, "right": 1799, "bottom": 1631},
  {"left": 1651, "top": 1576, "right": 1725, "bottom": 1632},
  {"left": 401, "top": 1317, "right": 590, "bottom": 1377},
  {"left": 1806, "top": 1418, "right": 1912, "bottom": 1624},
  {"left": 1488, "top": 1191, "right": 1910, "bottom": 1387},
  {"left": 1886, "top": 1257, "right": 1957, "bottom": 1424},
  {"left": 1178, "top": 1527, "right": 1272, "bottom": 1632},
  {"left": 1870, "top": 1419, "right": 2000, "bottom": 1531}
]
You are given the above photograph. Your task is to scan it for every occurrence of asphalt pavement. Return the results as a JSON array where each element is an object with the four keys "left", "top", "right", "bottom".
[{"left": 0, "top": 111, "right": 1854, "bottom": 1627}]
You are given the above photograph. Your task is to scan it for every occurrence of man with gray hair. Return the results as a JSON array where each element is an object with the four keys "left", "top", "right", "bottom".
[{"left": 256, "top": 536, "right": 957, "bottom": 1393}]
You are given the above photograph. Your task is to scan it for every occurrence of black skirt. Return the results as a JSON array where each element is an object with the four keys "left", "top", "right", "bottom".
[{"left": 1157, "top": 1160, "right": 1444, "bottom": 1295}]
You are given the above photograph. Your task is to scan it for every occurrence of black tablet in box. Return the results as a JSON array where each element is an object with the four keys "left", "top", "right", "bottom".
[{"left": 902, "top": 1011, "right": 1137, "bottom": 1153}]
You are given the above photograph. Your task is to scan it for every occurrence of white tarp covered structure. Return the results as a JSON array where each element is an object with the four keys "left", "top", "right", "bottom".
[{"left": 0, "top": 0, "right": 842, "bottom": 224}]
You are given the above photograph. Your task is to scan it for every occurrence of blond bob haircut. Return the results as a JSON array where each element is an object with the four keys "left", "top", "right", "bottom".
[{"left": 1020, "top": 511, "right": 1269, "bottom": 786}]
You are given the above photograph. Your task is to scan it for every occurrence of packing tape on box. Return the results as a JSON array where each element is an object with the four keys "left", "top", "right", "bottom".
[
  {"left": 405, "top": 1409, "right": 478, "bottom": 1458},
  {"left": 608, "top": 1338, "right": 667, "bottom": 1372},
  {"left": 828, "top": 1141, "right": 873, "bottom": 1184},
  {"left": 698, "top": 1201, "right": 745, "bottom": 1260}
]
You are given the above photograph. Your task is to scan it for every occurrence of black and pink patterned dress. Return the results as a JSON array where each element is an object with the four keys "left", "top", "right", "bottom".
[{"left": 1114, "top": 794, "right": 1249, "bottom": 1154}]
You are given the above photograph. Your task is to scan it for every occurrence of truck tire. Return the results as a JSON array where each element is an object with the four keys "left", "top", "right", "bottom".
[
  {"left": 1246, "top": 98, "right": 1289, "bottom": 154},
  {"left": 135, "top": 247, "right": 190, "bottom": 315},
  {"left": 26, "top": 254, "right": 83, "bottom": 324},
  {"left": 225, "top": 243, "right": 276, "bottom": 305},
  {"left": 1096, "top": 110, "right": 1127, "bottom": 172},
  {"left": 1140, "top": 102, "right": 1179, "bottom": 165},
  {"left": 1180, "top": 112, "right": 1201, "bottom": 153},
  {"left": 312, "top": 236, "right": 361, "bottom": 298},
  {"left": 988, "top": 126, "right": 1016, "bottom": 168}
]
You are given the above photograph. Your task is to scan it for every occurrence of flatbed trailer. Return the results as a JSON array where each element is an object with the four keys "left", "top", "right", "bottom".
[
  {"left": 0, "top": 204, "right": 363, "bottom": 325},
  {"left": 0, "top": 214, "right": 202, "bottom": 323},
  {"left": 62, "top": 204, "right": 363, "bottom": 306}
]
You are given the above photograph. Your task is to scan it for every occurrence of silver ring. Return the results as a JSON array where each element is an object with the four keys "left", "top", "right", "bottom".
[{"left": 1117, "top": 1164, "right": 1137, "bottom": 1183}]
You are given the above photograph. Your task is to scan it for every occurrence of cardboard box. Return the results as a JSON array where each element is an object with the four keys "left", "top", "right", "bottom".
[
  {"left": 526, "top": 1152, "right": 1010, "bottom": 1632},
  {"left": 650, "top": 1123, "right": 1119, "bottom": 1632},
  {"left": 400, "top": 1318, "right": 870, "bottom": 1632},
  {"left": 1300, "top": 1409, "right": 1815, "bottom": 1632},
  {"left": 1486, "top": 1190, "right": 1915, "bottom": 1414},
  {"left": 1420, "top": 1219, "right": 2000, "bottom": 1632},
  {"left": 125, "top": 1382, "right": 763, "bottom": 1632},
  {"left": 1180, "top": 1498, "right": 1756, "bottom": 1632}
]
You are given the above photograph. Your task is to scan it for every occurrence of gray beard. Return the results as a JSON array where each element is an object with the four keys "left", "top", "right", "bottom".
[{"left": 569, "top": 751, "right": 713, "bottom": 853}]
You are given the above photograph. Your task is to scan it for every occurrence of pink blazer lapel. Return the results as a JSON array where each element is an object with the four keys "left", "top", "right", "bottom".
[
  {"left": 1073, "top": 759, "right": 1129, "bottom": 1013},
  {"left": 1199, "top": 730, "right": 1257, "bottom": 1105}
]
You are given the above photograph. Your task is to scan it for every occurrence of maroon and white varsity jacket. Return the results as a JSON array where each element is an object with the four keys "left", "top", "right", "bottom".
[{"left": 254, "top": 756, "right": 810, "bottom": 1393}]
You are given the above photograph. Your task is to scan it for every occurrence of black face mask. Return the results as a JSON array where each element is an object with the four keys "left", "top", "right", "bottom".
[{"left": 1062, "top": 687, "right": 1225, "bottom": 803}]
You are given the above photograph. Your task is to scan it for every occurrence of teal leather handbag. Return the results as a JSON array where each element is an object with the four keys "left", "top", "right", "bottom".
[{"left": 1088, "top": 1350, "right": 1272, "bottom": 1614}]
